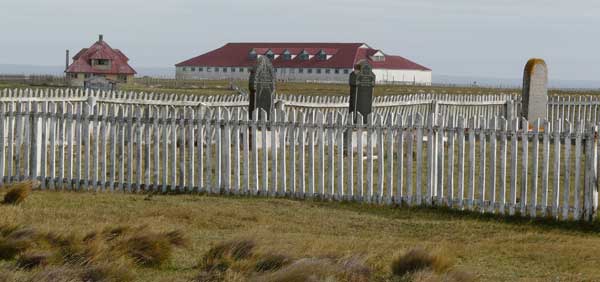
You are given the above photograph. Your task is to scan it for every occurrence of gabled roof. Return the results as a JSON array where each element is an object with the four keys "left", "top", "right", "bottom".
[
  {"left": 175, "top": 42, "right": 430, "bottom": 71},
  {"left": 66, "top": 38, "right": 136, "bottom": 75}
]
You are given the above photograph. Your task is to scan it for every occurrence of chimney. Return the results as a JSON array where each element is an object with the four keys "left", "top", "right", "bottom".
[
  {"left": 65, "top": 49, "right": 70, "bottom": 71},
  {"left": 99, "top": 34, "right": 103, "bottom": 42}
]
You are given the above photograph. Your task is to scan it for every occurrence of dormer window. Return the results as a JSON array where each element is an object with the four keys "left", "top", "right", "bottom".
[
  {"left": 265, "top": 49, "right": 275, "bottom": 60},
  {"left": 370, "top": 51, "right": 385, "bottom": 62},
  {"left": 299, "top": 50, "right": 309, "bottom": 61},
  {"left": 248, "top": 49, "right": 257, "bottom": 60},
  {"left": 316, "top": 50, "right": 327, "bottom": 61},
  {"left": 96, "top": 59, "right": 109, "bottom": 65},
  {"left": 282, "top": 50, "right": 292, "bottom": 61}
]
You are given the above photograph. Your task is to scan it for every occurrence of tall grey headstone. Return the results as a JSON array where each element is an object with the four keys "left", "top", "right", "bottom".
[
  {"left": 249, "top": 56, "right": 275, "bottom": 120},
  {"left": 349, "top": 60, "right": 375, "bottom": 123},
  {"left": 522, "top": 58, "right": 548, "bottom": 121}
]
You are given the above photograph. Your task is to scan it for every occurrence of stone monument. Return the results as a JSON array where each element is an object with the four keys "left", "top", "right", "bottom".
[
  {"left": 522, "top": 58, "right": 548, "bottom": 121},
  {"left": 249, "top": 56, "right": 275, "bottom": 120},
  {"left": 349, "top": 60, "right": 375, "bottom": 123}
]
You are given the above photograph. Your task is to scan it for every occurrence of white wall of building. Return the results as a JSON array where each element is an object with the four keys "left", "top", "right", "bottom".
[
  {"left": 372, "top": 69, "right": 432, "bottom": 85},
  {"left": 176, "top": 66, "right": 432, "bottom": 85}
]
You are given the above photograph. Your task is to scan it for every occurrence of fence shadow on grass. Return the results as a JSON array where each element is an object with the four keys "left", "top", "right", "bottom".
[{"left": 310, "top": 199, "right": 600, "bottom": 234}]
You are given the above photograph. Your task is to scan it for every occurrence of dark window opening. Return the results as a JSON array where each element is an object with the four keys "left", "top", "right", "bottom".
[
  {"left": 248, "top": 49, "right": 258, "bottom": 60},
  {"left": 316, "top": 50, "right": 327, "bottom": 61},
  {"left": 282, "top": 50, "right": 292, "bottom": 60},
  {"left": 265, "top": 49, "right": 275, "bottom": 60},
  {"left": 299, "top": 50, "right": 309, "bottom": 61}
]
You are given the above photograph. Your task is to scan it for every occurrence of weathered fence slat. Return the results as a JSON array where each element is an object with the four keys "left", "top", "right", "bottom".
[
  {"left": 531, "top": 119, "right": 540, "bottom": 217},
  {"left": 521, "top": 118, "right": 529, "bottom": 216},
  {"left": 0, "top": 96, "right": 597, "bottom": 222}
]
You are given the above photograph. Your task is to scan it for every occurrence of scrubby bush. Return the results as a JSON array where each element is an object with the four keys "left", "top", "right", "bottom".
[
  {"left": 80, "top": 262, "right": 134, "bottom": 282},
  {"left": 391, "top": 248, "right": 452, "bottom": 276},
  {"left": 122, "top": 233, "right": 173, "bottom": 267},
  {"left": 254, "top": 253, "right": 291, "bottom": 272},
  {"left": 200, "top": 239, "right": 256, "bottom": 271},
  {"left": 16, "top": 252, "right": 51, "bottom": 269},
  {"left": 2, "top": 181, "right": 38, "bottom": 205},
  {"left": 164, "top": 230, "right": 189, "bottom": 247},
  {"left": 0, "top": 236, "right": 30, "bottom": 260}
]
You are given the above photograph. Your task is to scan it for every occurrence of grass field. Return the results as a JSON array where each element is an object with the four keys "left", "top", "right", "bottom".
[
  {"left": 1, "top": 188, "right": 600, "bottom": 281},
  {"left": 3, "top": 78, "right": 600, "bottom": 97}
]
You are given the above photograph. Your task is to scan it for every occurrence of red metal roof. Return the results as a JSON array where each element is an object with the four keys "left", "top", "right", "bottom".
[
  {"left": 66, "top": 39, "right": 136, "bottom": 75},
  {"left": 176, "top": 43, "right": 430, "bottom": 71}
]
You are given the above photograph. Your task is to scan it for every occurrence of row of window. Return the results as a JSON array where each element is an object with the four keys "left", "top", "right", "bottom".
[
  {"left": 249, "top": 49, "right": 329, "bottom": 61},
  {"left": 184, "top": 67, "right": 250, "bottom": 73},
  {"left": 181, "top": 67, "right": 350, "bottom": 75}
]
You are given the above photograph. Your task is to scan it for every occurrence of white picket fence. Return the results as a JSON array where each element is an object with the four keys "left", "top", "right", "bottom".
[
  {"left": 1, "top": 88, "right": 519, "bottom": 123},
  {"left": 0, "top": 101, "right": 598, "bottom": 221},
  {"left": 548, "top": 96, "right": 600, "bottom": 123}
]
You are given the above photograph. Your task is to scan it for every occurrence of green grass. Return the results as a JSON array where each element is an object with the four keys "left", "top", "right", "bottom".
[{"left": 1, "top": 190, "right": 600, "bottom": 281}]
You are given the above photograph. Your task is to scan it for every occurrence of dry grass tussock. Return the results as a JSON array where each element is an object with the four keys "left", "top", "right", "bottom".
[
  {"left": 252, "top": 256, "right": 372, "bottom": 282},
  {"left": 4, "top": 191, "right": 599, "bottom": 280},
  {"left": 391, "top": 248, "right": 475, "bottom": 282},
  {"left": 193, "top": 239, "right": 372, "bottom": 282},
  {"left": 391, "top": 247, "right": 452, "bottom": 276},
  {"left": 199, "top": 239, "right": 256, "bottom": 272},
  {"left": 0, "top": 223, "right": 188, "bottom": 281},
  {"left": 2, "top": 181, "right": 39, "bottom": 205}
]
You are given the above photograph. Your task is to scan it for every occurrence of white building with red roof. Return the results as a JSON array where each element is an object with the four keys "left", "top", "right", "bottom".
[
  {"left": 66, "top": 35, "right": 136, "bottom": 87},
  {"left": 175, "top": 43, "right": 431, "bottom": 85}
]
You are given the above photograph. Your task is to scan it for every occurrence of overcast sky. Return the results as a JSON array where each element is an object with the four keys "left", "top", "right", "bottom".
[{"left": 1, "top": 0, "right": 599, "bottom": 81}]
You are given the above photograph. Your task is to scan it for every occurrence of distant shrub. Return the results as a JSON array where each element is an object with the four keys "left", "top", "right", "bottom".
[
  {"left": 102, "top": 225, "right": 130, "bottom": 241},
  {"left": 0, "top": 225, "right": 39, "bottom": 261},
  {"left": 58, "top": 235, "right": 102, "bottom": 265},
  {"left": 2, "top": 181, "right": 38, "bottom": 205},
  {"left": 164, "top": 230, "right": 189, "bottom": 248},
  {"left": 80, "top": 262, "right": 134, "bottom": 282},
  {"left": 122, "top": 233, "right": 173, "bottom": 267},
  {"left": 200, "top": 239, "right": 256, "bottom": 271},
  {"left": 253, "top": 256, "right": 372, "bottom": 282},
  {"left": 391, "top": 248, "right": 452, "bottom": 277},
  {"left": 254, "top": 253, "right": 291, "bottom": 272},
  {"left": 0, "top": 237, "right": 30, "bottom": 260},
  {"left": 16, "top": 252, "right": 51, "bottom": 269}
]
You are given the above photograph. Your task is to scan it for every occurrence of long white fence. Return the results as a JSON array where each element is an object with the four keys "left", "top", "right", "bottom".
[
  {"left": 0, "top": 101, "right": 598, "bottom": 221},
  {"left": 1, "top": 88, "right": 519, "bottom": 123},
  {"left": 548, "top": 96, "right": 600, "bottom": 123}
]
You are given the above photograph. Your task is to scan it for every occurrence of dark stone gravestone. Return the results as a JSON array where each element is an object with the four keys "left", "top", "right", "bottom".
[
  {"left": 521, "top": 58, "right": 548, "bottom": 121},
  {"left": 349, "top": 60, "right": 375, "bottom": 123},
  {"left": 249, "top": 56, "right": 275, "bottom": 120},
  {"left": 84, "top": 76, "right": 116, "bottom": 92}
]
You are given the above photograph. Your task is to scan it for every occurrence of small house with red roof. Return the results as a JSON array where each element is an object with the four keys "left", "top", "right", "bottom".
[
  {"left": 175, "top": 43, "right": 431, "bottom": 85},
  {"left": 66, "top": 35, "right": 136, "bottom": 87}
]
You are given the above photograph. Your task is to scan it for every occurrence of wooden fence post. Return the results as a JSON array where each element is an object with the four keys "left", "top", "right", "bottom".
[
  {"left": 584, "top": 123, "right": 598, "bottom": 221},
  {"left": 29, "top": 102, "right": 38, "bottom": 181}
]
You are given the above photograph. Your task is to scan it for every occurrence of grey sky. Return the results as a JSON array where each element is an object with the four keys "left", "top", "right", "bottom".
[{"left": 1, "top": 0, "right": 599, "bottom": 81}]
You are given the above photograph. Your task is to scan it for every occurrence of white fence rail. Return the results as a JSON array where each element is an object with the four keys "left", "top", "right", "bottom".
[
  {"left": 0, "top": 101, "right": 598, "bottom": 221},
  {"left": 1, "top": 88, "right": 520, "bottom": 123},
  {"left": 548, "top": 96, "right": 600, "bottom": 123}
]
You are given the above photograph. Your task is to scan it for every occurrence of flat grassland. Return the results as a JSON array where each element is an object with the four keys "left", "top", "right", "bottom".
[
  {"left": 3, "top": 78, "right": 600, "bottom": 97},
  {"left": 1, "top": 190, "right": 600, "bottom": 281}
]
